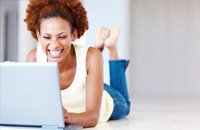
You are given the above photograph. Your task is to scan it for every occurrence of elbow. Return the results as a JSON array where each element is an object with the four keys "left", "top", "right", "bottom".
[
  {"left": 90, "top": 111, "right": 99, "bottom": 127},
  {"left": 83, "top": 111, "right": 99, "bottom": 128},
  {"left": 91, "top": 117, "right": 99, "bottom": 127},
  {"left": 84, "top": 119, "right": 98, "bottom": 128},
  {"left": 88, "top": 117, "right": 99, "bottom": 128},
  {"left": 86, "top": 121, "right": 98, "bottom": 128}
]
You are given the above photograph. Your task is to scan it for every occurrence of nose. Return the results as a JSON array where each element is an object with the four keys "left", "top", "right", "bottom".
[{"left": 50, "top": 38, "right": 60, "bottom": 48}]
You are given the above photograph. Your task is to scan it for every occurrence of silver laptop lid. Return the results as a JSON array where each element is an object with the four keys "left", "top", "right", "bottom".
[{"left": 0, "top": 62, "right": 65, "bottom": 128}]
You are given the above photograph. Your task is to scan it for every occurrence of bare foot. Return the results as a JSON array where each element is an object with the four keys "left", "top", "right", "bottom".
[
  {"left": 104, "top": 24, "right": 121, "bottom": 60},
  {"left": 104, "top": 24, "right": 121, "bottom": 50},
  {"left": 94, "top": 27, "right": 110, "bottom": 52}
]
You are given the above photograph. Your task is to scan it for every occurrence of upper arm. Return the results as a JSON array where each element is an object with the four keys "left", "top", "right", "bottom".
[
  {"left": 85, "top": 47, "right": 104, "bottom": 116},
  {"left": 26, "top": 48, "right": 37, "bottom": 62}
]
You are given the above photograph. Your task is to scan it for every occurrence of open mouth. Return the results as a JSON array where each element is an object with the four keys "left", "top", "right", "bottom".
[{"left": 48, "top": 49, "right": 64, "bottom": 57}]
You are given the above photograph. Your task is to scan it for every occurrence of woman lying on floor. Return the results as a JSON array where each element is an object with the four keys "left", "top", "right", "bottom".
[{"left": 25, "top": 0, "right": 130, "bottom": 128}]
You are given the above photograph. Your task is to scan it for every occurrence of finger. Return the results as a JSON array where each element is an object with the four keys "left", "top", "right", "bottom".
[
  {"left": 64, "top": 118, "right": 69, "bottom": 123},
  {"left": 63, "top": 113, "right": 68, "bottom": 118},
  {"left": 63, "top": 107, "right": 67, "bottom": 113}
]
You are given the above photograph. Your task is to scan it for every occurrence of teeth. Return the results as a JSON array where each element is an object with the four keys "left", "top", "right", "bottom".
[{"left": 49, "top": 50, "right": 62, "bottom": 56}]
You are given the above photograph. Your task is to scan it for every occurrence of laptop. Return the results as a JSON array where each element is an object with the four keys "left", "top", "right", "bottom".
[{"left": 0, "top": 62, "right": 83, "bottom": 130}]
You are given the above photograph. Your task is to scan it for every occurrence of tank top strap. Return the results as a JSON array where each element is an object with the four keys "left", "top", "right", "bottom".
[
  {"left": 72, "top": 43, "right": 90, "bottom": 77},
  {"left": 36, "top": 44, "right": 47, "bottom": 62}
]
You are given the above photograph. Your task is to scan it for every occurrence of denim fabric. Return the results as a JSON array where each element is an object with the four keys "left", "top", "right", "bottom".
[{"left": 104, "top": 59, "right": 131, "bottom": 120}]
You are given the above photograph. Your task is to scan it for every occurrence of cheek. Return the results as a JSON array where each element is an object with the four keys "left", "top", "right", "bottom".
[
  {"left": 62, "top": 39, "right": 71, "bottom": 46},
  {"left": 41, "top": 42, "right": 49, "bottom": 55},
  {"left": 41, "top": 38, "right": 49, "bottom": 44},
  {"left": 61, "top": 40, "right": 71, "bottom": 53},
  {"left": 40, "top": 38, "right": 50, "bottom": 46}
]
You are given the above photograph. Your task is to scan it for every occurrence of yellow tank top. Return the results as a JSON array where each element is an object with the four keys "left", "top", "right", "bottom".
[{"left": 36, "top": 43, "right": 114, "bottom": 122}]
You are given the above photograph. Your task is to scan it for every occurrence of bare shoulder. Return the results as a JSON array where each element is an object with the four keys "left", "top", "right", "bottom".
[
  {"left": 87, "top": 47, "right": 102, "bottom": 58},
  {"left": 26, "top": 48, "right": 37, "bottom": 62},
  {"left": 86, "top": 47, "right": 103, "bottom": 72}
]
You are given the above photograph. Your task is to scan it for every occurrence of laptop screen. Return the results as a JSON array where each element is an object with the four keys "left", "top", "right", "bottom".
[{"left": 0, "top": 62, "right": 65, "bottom": 128}]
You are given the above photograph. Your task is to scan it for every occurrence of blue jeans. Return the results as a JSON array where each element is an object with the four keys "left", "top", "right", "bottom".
[{"left": 104, "top": 60, "right": 130, "bottom": 120}]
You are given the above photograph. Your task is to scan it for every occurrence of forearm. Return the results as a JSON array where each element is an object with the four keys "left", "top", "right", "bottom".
[{"left": 68, "top": 110, "right": 99, "bottom": 128}]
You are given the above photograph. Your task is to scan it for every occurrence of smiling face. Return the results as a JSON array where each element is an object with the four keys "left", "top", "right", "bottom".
[{"left": 37, "top": 17, "right": 77, "bottom": 63}]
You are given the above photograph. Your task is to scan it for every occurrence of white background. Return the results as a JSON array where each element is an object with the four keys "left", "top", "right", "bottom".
[{"left": 1, "top": 0, "right": 200, "bottom": 99}]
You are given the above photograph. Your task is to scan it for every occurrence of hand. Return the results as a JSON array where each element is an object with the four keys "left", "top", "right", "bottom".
[{"left": 63, "top": 107, "right": 70, "bottom": 124}]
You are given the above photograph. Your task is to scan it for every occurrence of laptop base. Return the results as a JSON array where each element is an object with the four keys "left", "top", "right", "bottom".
[{"left": 0, "top": 124, "right": 83, "bottom": 130}]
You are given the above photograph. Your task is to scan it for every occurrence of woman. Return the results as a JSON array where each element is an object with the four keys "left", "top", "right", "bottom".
[{"left": 25, "top": 0, "right": 130, "bottom": 128}]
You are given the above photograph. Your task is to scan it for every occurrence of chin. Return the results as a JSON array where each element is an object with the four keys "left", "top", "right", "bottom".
[{"left": 47, "top": 57, "right": 62, "bottom": 63}]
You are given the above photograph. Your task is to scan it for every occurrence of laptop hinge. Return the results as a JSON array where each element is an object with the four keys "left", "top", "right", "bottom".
[{"left": 42, "top": 125, "right": 59, "bottom": 129}]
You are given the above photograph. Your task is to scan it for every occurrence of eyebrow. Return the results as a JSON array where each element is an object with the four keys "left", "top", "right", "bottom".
[
  {"left": 44, "top": 32, "right": 66, "bottom": 36},
  {"left": 58, "top": 32, "right": 66, "bottom": 35}
]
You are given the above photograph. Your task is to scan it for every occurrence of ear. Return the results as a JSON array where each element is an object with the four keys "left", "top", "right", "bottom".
[
  {"left": 36, "top": 29, "right": 41, "bottom": 43},
  {"left": 71, "top": 29, "right": 78, "bottom": 42}
]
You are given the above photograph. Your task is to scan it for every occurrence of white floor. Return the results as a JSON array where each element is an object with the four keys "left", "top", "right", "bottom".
[{"left": 85, "top": 97, "right": 200, "bottom": 130}]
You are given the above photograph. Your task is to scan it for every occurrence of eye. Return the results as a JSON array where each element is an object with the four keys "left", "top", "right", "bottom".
[
  {"left": 59, "top": 36, "right": 67, "bottom": 39},
  {"left": 43, "top": 36, "right": 51, "bottom": 39}
]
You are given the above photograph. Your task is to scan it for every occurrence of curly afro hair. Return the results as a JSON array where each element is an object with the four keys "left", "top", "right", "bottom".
[{"left": 24, "top": 0, "right": 89, "bottom": 41}]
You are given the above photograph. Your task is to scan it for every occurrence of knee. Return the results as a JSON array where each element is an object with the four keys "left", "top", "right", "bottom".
[
  {"left": 126, "top": 101, "right": 131, "bottom": 116},
  {"left": 109, "top": 103, "right": 130, "bottom": 120}
]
